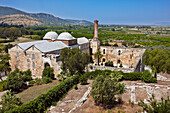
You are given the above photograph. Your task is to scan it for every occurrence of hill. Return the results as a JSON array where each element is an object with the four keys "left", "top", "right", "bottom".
[
  {"left": 0, "top": 14, "right": 44, "bottom": 26},
  {"left": 0, "top": 6, "right": 93, "bottom": 26}
]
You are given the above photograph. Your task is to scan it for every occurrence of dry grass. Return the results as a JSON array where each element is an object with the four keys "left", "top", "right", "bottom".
[{"left": 16, "top": 80, "right": 59, "bottom": 103}]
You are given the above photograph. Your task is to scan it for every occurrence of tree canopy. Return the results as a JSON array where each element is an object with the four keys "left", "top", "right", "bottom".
[
  {"left": 143, "top": 49, "right": 170, "bottom": 74},
  {"left": 0, "top": 90, "right": 22, "bottom": 112},
  {"left": 91, "top": 73, "right": 125, "bottom": 108},
  {"left": 60, "top": 48, "right": 90, "bottom": 75},
  {"left": 94, "top": 50, "right": 103, "bottom": 65},
  {"left": 0, "top": 54, "right": 11, "bottom": 79}
]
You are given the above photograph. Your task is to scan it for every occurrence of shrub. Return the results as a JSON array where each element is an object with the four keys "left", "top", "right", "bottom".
[
  {"left": 119, "top": 63, "right": 123, "bottom": 68},
  {"left": 1, "top": 90, "right": 22, "bottom": 112},
  {"left": 42, "top": 76, "right": 52, "bottom": 84},
  {"left": 138, "top": 94, "right": 170, "bottom": 113},
  {"left": 79, "top": 75, "right": 88, "bottom": 85},
  {"left": 122, "top": 72, "right": 142, "bottom": 81},
  {"left": 34, "top": 78, "right": 43, "bottom": 85},
  {"left": 85, "top": 70, "right": 156, "bottom": 83},
  {"left": 29, "top": 80, "right": 36, "bottom": 85},
  {"left": 42, "top": 67, "right": 55, "bottom": 79},
  {"left": 141, "top": 70, "right": 157, "bottom": 83},
  {"left": 22, "top": 69, "right": 32, "bottom": 82},
  {"left": 73, "top": 84, "right": 78, "bottom": 90},
  {"left": 105, "top": 61, "right": 114, "bottom": 67},
  {"left": 4, "top": 69, "right": 26, "bottom": 92},
  {"left": 0, "top": 80, "right": 7, "bottom": 91}
]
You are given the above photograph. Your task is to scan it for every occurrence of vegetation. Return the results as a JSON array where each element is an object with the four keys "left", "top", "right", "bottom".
[
  {"left": 7, "top": 74, "right": 79, "bottom": 113},
  {"left": 42, "top": 67, "right": 55, "bottom": 83},
  {"left": 138, "top": 95, "right": 170, "bottom": 113},
  {"left": 0, "top": 54, "right": 11, "bottom": 78},
  {"left": 105, "top": 61, "right": 114, "bottom": 67},
  {"left": 3, "top": 69, "right": 32, "bottom": 92},
  {"left": 84, "top": 70, "right": 157, "bottom": 83},
  {"left": 0, "top": 90, "right": 22, "bottom": 112},
  {"left": 42, "top": 67, "right": 55, "bottom": 79},
  {"left": 143, "top": 49, "right": 170, "bottom": 74},
  {"left": 0, "top": 80, "right": 7, "bottom": 91},
  {"left": 4, "top": 44, "right": 13, "bottom": 53},
  {"left": 61, "top": 48, "right": 90, "bottom": 75},
  {"left": 57, "top": 72, "right": 66, "bottom": 81},
  {"left": 91, "top": 73, "right": 125, "bottom": 108},
  {"left": 79, "top": 74, "right": 88, "bottom": 85},
  {"left": 94, "top": 50, "right": 103, "bottom": 65}
]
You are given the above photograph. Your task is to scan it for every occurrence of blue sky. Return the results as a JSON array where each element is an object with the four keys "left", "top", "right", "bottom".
[{"left": 0, "top": 0, "right": 170, "bottom": 25}]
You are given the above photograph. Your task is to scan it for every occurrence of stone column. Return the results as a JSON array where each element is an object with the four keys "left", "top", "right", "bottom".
[{"left": 93, "top": 20, "right": 98, "bottom": 40}]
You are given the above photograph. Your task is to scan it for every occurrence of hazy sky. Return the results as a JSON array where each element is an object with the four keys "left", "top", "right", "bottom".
[{"left": 0, "top": 0, "right": 170, "bottom": 25}]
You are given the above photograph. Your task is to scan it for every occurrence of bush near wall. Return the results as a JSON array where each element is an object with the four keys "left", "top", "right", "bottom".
[
  {"left": 7, "top": 75, "right": 79, "bottom": 113},
  {"left": 0, "top": 80, "right": 7, "bottom": 91},
  {"left": 85, "top": 70, "right": 156, "bottom": 83}
]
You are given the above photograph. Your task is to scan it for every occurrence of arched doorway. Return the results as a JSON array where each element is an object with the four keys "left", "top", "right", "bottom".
[{"left": 44, "top": 62, "right": 50, "bottom": 68}]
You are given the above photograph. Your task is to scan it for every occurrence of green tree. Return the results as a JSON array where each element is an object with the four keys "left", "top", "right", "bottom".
[
  {"left": 138, "top": 94, "right": 170, "bottom": 113},
  {"left": 42, "top": 67, "right": 54, "bottom": 79},
  {"left": 94, "top": 50, "right": 103, "bottom": 65},
  {"left": 0, "top": 90, "right": 22, "bottom": 112},
  {"left": 61, "top": 48, "right": 90, "bottom": 75},
  {"left": 0, "top": 54, "right": 11, "bottom": 80},
  {"left": 22, "top": 69, "right": 32, "bottom": 82},
  {"left": 91, "top": 73, "right": 125, "bottom": 108},
  {"left": 4, "top": 43, "right": 13, "bottom": 53},
  {"left": 4, "top": 69, "right": 26, "bottom": 92}
]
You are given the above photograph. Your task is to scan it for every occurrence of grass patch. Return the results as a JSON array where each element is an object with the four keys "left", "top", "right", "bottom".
[{"left": 16, "top": 80, "right": 59, "bottom": 103}]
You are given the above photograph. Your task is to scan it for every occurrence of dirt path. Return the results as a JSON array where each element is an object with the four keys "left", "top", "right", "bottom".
[{"left": 47, "top": 80, "right": 93, "bottom": 113}]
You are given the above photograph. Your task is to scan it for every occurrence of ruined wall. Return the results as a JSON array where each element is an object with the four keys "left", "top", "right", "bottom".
[
  {"left": 79, "top": 43, "right": 90, "bottom": 54},
  {"left": 99, "top": 46, "right": 145, "bottom": 71}
]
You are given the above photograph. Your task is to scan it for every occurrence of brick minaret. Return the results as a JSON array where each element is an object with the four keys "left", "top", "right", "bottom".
[{"left": 93, "top": 20, "right": 98, "bottom": 40}]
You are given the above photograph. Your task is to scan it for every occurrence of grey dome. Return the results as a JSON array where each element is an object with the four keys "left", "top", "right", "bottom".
[
  {"left": 57, "top": 32, "right": 75, "bottom": 40},
  {"left": 43, "top": 31, "right": 58, "bottom": 40}
]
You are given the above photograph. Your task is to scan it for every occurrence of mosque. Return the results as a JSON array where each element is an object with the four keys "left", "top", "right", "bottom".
[{"left": 9, "top": 20, "right": 145, "bottom": 78}]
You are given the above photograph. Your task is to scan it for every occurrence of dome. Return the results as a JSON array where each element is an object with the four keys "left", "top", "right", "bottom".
[
  {"left": 57, "top": 32, "right": 74, "bottom": 40},
  {"left": 43, "top": 31, "right": 58, "bottom": 40}
]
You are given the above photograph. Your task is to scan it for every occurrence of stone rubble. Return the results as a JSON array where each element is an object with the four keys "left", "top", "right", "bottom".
[{"left": 68, "top": 87, "right": 92, "bottom": 113}]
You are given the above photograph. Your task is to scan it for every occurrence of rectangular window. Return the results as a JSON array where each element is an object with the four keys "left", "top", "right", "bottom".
[
  {"left": 17, "top": 52, "right": 19, "bottom": 57},
  {"left": 32, "top": 46, "right": 34, "bottom": 50},
  {"left": 33, "top": 62, "right": 35, "bottom": 69},
  {"left": 17, "top": 61, "right": 20, "bottom": 67}
]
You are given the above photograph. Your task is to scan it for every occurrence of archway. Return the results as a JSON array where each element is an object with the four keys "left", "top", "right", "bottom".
[{"left": 44, "top": 62, "right": 50, "bottom": 68}]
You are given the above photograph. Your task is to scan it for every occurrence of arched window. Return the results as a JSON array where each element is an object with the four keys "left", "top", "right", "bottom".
[
  {"left": 103, "top": 58, "right": 105, "bottom": 62},
  {"left": 33, "top": 62, "right": 35, "bottom": 69},
  {"left": 32, "top": 54, "right": 35, "bottom": 60},
  {"left": 118, "top": 50, "right": 121, "bottom": 55},
  {"left": 103, "top": 49, "right": 105, "bottom": 54},
  {"left": 117, "top": 60, "right": 121, "bottom": 64},
  {"left": 17, "top": 52, "right": 19, "bottom": 57}
]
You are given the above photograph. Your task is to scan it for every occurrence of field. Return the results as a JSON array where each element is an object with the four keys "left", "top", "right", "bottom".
[{"left": 16, "top": 80, "right": 59, "bottom": 103}]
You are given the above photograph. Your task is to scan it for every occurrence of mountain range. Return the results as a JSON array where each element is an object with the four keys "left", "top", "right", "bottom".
[{"left": 0, "top": 6, "right": 93, "bottom": 26}]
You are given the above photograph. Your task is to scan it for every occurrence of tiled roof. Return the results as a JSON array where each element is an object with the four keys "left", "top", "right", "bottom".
[
  {"left": 17, "top": 40, "right": 68, "bottom": 53},
  {"left": 17, "top": 40, "right": 47, "bottom": 50},
  {"left": 35, "top": 41, "right": 68, "bottom": 53}
]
